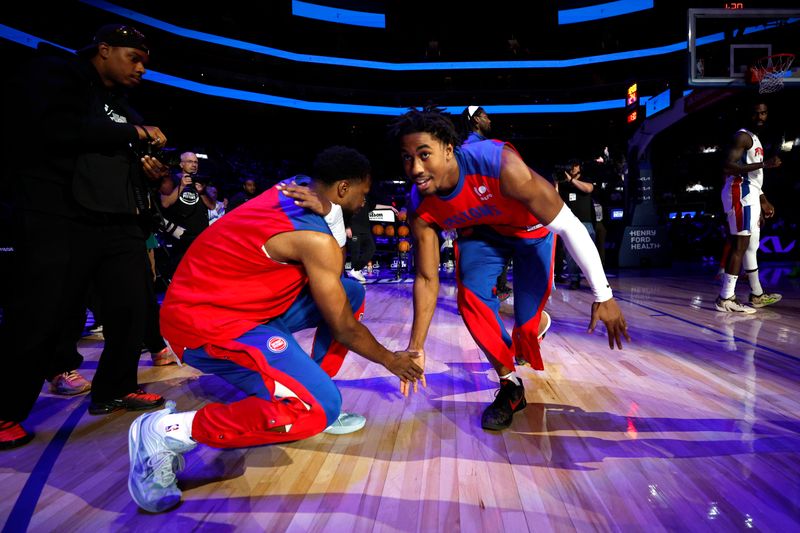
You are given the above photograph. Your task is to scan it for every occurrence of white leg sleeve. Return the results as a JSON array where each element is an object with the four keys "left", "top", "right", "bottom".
[
  {"left": 546, "top": 204, "right": 613, "bottom": 302},
  {"left": 742, "top": 226, "right": 759, "bottom": 272}
]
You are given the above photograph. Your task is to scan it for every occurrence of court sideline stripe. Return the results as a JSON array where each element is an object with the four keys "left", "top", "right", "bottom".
[{"left": 2, "top": 397, "right": 90, "bottom": 533}]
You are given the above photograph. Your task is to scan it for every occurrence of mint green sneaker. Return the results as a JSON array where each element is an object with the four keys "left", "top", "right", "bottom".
[
  {"left": 322, "top": 412, "right": 366, "bottom": 435},
  {"left": 748, "top": 292, "right": 782, "bottom": 308},
  {"left": 128, "top": 401, "right": 196, "bottom": 512}
]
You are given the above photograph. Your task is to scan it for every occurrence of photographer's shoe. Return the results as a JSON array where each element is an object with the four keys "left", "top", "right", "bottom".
[
  {"left": 0, "top": 421, "right": 33, "bottom": 450},
  {"left": 49, "top": 370, "right": 91, "bottom": 396},
  {"left": 89, "top": 390, "right": 165, "bottom": 415},
  {"left": 151, "top": 347, "right": 179, "bottom": 367}
]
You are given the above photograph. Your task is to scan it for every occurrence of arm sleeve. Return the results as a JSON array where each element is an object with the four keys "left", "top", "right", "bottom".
[{"left": 546, "top": 204, "right": 613, "bottom": 302}]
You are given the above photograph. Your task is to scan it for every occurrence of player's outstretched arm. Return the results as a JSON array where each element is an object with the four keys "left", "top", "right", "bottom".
[
  {"left": 407, "top": 213, "right": 440, "bottom": 355},
  {"left": 499, "top": 148, "right": 630, "bottom": 349}
]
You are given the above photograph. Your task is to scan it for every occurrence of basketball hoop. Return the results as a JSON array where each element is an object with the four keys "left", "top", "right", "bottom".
[{"left": 749, "top": 53, "right": 795, "bottom": 94}]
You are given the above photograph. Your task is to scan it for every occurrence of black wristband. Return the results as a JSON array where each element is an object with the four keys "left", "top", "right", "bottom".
[{"left": 140, "top": 126, "right": 152, "bottom": 142}]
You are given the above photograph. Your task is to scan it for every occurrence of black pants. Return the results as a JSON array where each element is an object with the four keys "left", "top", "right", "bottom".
[
  {"left": 143, "top": 256, "right": 166, "bottom": 354},
  {"left": 347, "top": 232, "right": 376, "bottom": 271},
  {"left": 1, "top": 210, "right": 148, "bottom": 422}
]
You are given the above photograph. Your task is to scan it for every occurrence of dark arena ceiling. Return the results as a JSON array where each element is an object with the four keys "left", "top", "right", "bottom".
[{"left": 2, "top": 1, "right": 798, "bottom": 171}]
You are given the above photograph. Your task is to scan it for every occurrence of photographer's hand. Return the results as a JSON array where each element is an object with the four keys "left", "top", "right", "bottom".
[
  {"left": 180, "top": 174, "right": 193, "bottom": 187},
  {"left": 135, "top": 125, "right": 167, "bottom": 148}
]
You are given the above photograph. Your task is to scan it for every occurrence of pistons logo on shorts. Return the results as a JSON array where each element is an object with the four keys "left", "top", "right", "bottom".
[{"left": 267, "top": 336, "right": 288, "bottom": 353}]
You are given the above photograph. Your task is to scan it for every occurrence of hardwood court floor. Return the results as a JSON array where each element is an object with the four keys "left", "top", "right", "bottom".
[{"left": 2, "top": 265, "right": 799, "bottom": 531}]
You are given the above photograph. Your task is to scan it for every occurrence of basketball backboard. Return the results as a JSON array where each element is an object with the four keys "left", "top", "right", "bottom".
[{"left": 688, "top": 9, "right": 799, "bottom": 88}]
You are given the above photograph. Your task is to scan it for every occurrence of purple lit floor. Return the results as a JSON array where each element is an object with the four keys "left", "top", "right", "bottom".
[{"left": 2, "top": 264, "right": 799, "bottom": 531}]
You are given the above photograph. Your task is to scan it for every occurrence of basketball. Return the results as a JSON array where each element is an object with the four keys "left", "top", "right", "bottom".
[
  {"left": 372, "top": 224, "right": 384, "bottom": 236},
  {"left": 397, "top": 225, "right": 410, "bottom": 237},
  {"left": 397, "top": 209, "right": 408, "bottom": 222},
  {"left": 397, "top": 240, "right": 411, "bottom": 252},
  {"left": 384, "top": 225, "right": 395, "bottom": 237}
]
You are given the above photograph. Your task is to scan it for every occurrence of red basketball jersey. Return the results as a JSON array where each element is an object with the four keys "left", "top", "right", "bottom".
[
  {"left": 161, "top": 180, "right": 334, "bottom": 354},
  {"left": 410, "top": 140, "right": 549, "bottom": 239}
]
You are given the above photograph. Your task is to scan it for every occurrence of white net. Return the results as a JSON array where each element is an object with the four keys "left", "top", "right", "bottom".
[{"left": 754, "top": 54, "right": 795, "bottom": 94}]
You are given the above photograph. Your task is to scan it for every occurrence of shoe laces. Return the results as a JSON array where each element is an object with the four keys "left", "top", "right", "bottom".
[
  {"left": 493, "top": 379, "right": 517, "bottom": 400},
  {"left": 148, "top": 449, "right": 185, "bottom": 488}
]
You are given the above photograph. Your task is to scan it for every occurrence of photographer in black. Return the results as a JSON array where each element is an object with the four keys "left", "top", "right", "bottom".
[
  {"left": 1, "top": 24, "right": 169, "bottom": 448},
  {"left": 554, "top": 160, "right": 596, "bottom": 290},
  {"left": 160, "top": 152, "right": 215, "bottom": 279}
]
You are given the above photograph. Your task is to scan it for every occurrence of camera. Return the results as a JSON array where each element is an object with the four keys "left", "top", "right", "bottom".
[
  {"left": 186, "top": 173, "right": 210, "bottom": 186},
  {"left": 130, "top": 142, "right": 181, "bottom": 168},
  {"left": 554, "top": 160, "right": 582, "bottom": 183}
]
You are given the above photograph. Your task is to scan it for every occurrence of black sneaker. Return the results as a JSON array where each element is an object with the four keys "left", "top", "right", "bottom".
[
  {"left": 481, "top": 378, "right": 526, "bottom": 430},
  {"left": 89, "top": 390, "right": 166, "bottom": 416}
]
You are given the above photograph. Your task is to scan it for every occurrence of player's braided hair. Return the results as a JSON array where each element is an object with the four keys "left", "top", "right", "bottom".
[{"left": 387, "top": 105, "right": 461, "bottom": 148}]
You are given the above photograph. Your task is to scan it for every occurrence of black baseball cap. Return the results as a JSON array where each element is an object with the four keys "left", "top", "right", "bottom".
[{"left": 76, "top": 24, "right": 149, "bottom": 58}]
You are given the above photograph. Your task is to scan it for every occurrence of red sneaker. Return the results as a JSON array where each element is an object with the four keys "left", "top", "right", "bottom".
[
  {"left": 0, "top": 421, "right": 34, "bottom": 450},
  {"left": 88, "top": 390, "right": 166, "bottom": 415}
]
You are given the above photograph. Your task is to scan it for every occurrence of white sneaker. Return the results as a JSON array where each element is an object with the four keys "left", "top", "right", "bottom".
[
  {"left": 322, "top": 412, "right": 366, "bottom": 435},
  {"left": 128, "top": 401, "right": 196, "bottom": 513},
  {"left": 748, "top": 292, "right": 782, "bottom": 308},
  {"left": 347, "top": 269, "right": 367, "bottom": 283},
  {"left": 715, "top": 296, "right": 756, "bottom": 314}
]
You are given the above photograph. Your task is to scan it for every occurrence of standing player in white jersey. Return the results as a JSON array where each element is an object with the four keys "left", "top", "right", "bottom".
[{"left": 715, "top": 101, "right": 782, "bottom": 313}]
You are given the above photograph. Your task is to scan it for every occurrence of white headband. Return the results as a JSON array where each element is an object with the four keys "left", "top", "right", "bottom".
[{"left": 467, "top": 105, "right": 481, "bottom": 119}]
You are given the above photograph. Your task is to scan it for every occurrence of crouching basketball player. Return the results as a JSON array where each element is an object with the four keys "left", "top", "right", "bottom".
[
  {"left": 127, "top": 146, "right": 423, "bottom": 512},
  {"left": 389, "top": 107, "right": 629, "bottom": 431}
]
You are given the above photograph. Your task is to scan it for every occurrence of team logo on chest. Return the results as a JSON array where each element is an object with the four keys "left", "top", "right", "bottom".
[
  {"left": 473, "top": 185, "right": 493, "bottom": 201},
  {"left": 267, "top": 336, "right": 288, "bottom": 353}
]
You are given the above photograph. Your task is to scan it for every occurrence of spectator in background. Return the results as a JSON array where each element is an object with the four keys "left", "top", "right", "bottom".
[
  {"left": 206, "top": 185, "right": 226, "bottom": 224},
  {"left": 460, "top": 105, "right": 511, "bottom": 300},
  {"left": 555, "top": 160, "right": 596, "bottom": 290},
  {"left": 346, "top": 196, "right": 397, "bottom": 283},
  {"left": 228, "top": 178, "right": 258, "bottom": 211}
]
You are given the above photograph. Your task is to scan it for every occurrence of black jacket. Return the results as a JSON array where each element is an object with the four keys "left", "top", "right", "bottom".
[{"left": 5, "top": 44, "right": 145, "bottom": 218}]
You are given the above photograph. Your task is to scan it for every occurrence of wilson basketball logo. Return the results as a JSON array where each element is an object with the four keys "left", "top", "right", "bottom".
[{"left": 267, "top": 336, "right": 288, "bottom": 353}]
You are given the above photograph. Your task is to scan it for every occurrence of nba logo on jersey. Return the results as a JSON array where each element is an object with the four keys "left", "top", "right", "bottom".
[{"left": 267, "top": 336, "right": 288, "bottom": 353}]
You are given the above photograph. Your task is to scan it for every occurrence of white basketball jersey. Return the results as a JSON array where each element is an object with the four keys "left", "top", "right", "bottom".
[{"left": 737, "top": 128, "right": 764, "bottom": 192}]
